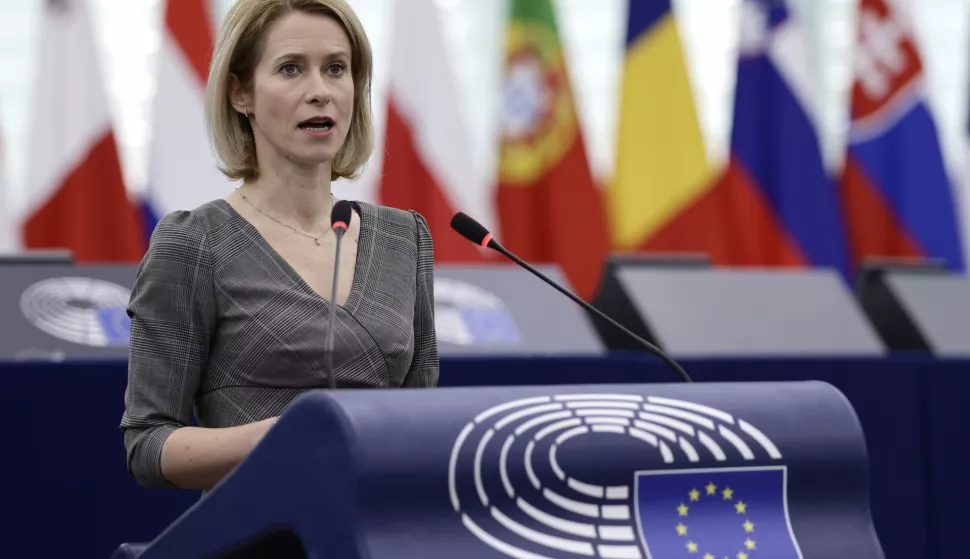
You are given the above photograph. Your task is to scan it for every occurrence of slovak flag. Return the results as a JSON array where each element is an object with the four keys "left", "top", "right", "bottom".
[
  {"left": 711, "top": 0, "right": 848, "bottom": 275},
  {"left": 22, "top": 0, "right": 145, "bottom": 262},
  {"left": 840, "top": 0, "right": 965, "bottom": 273},
  {"left": 141, "top": 0, "right": 235, "bottom": 240}
]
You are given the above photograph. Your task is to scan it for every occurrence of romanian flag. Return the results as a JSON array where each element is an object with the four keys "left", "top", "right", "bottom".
[
  {"left": 494, "top": 0, "right": 609, "bottom": 300},
  {"left": 608, "top": 1, "right": 719, "bottom": 255},
  {"left": 840, "top": 0, "right": 965, "bottom": 273}
]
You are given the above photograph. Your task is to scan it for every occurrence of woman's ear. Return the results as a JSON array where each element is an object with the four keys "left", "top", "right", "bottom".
[{"left": 228, "top": 73, "right": 251, "bottom": 116}]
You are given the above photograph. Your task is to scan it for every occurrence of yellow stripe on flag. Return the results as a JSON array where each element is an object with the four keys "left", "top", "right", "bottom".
[{"left": 609, "top": 15, "right": 715, "bottom": 250}]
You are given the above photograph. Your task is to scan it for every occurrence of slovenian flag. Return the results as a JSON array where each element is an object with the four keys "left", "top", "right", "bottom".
[
  {"left": 840, "top": 0, "right": 965, "bottom": 273},
  {"left": 711, "top": 0, "right": 849, "bottom": 275}
]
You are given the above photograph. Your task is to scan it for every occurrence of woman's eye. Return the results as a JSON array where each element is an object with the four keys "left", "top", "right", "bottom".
[
  {"left": 327, "top": 62, "right": 347, "bottom": 77},
  {"left": 279, "top": 63, "right": 299, "bottom": 76}
]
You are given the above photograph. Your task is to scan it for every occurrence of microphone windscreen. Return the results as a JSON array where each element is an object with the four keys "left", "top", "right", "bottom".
[
  {"left": 450, "top": 212, "right": 491, "bottom": 246},
  {"left": 330, "top": 200, "right": 353, "bottom": 231}
]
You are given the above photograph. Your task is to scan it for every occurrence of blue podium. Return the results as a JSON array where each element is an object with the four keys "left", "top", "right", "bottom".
[{"left": 124, "top": 382, "right": 884, "bottom": 559}]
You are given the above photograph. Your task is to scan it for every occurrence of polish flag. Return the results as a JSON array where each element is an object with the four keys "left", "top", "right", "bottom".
[
  {"left": 142, "top": 0, "right": 234, "bottom": 239},
  {"left": 379, "top": 0, "right": 490, "bottom": 261},
  {"left": 23, "top": 0, "right": 145, "bottom": 262}
]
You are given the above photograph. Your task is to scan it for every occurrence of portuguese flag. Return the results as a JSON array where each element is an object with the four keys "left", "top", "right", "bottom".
[{"left": 495, "top": 0, "right": 609, "bottom": 301}]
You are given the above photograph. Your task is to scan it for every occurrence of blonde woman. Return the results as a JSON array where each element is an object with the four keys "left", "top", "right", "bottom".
[{"left": 121, "top": 0, "right": 438, "bottom": 491}]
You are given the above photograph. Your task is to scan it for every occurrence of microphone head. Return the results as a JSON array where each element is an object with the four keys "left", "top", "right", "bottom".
[
  {"left": 451, "top": 212, "right": 494, "bottom": 248},
  {"left": 330, "top": 200, "right": 353, "bottom": 232}
]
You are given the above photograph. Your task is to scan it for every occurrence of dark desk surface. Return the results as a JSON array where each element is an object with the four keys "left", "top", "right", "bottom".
[{"left": 2, "top": 352, "right": 966, "bottom": 559}]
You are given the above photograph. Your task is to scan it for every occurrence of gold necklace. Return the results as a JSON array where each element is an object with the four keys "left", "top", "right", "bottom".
[{"left": 238, "top": 189, "right": 335, "bottom": 246}]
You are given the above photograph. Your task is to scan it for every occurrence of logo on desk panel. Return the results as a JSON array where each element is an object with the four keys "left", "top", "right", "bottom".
[
  {"left": 636, "top": 467, "right": 801, "bottom": 559},
  {"left": 20, "top": 277, "right": 132, "bottom": 347},
  {"left": 434, "top": 279, "right": 520, "bottom": 346},
  {"left": 448, "top": 393, "right": 803, "bottom": 559}
]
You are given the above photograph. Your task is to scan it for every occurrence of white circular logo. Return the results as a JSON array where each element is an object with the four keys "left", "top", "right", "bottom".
[
  {"left": 448, "top": 393, "right": 785, "bottom": 558},
  {"left": 20, "top": 277, "right": 132, "bottom": 347},
  {"left": 434, "top": 278, "right": 520, "bottom": 346}
]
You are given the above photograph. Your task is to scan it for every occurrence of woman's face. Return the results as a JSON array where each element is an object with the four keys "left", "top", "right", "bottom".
[{"left": 235, "top": 11, "right": 355, "bottom": 171}]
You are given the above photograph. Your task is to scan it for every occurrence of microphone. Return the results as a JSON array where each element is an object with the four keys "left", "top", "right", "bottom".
[
  {"left": 325, "top": 200, "right": 354, "bottom": 390},
  {"left": 450, "top": 212, "right": 692, "bottom": 383}
]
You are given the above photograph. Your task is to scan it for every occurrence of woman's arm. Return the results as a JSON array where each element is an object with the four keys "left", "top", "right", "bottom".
[
  {"left": 402, "top": 211, "right": 439, "bottom": 387},
  {"left": 122, "top": 212, "right": 270, "bottom": 490},
  {"left": 158, "top": 418, "right": 275, "bottom": 490}
]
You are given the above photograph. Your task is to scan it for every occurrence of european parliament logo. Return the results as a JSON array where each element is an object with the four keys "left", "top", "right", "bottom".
[
  {"left": 435, "top": 278, "right": 521, "bottom": 345},
  {"left": 635, "top": 466, "right": 802, "bottom": 559},
  {"left": 20, "top": 277, "right": 132, "bottom": 347},
  {"left": 449, "top": 393, "right": 804, "bottom": 559}
]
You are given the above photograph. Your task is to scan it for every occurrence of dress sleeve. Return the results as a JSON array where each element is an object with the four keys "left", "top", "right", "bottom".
[
  {"left": 120, "top": 211, "right": 218, "bottom": 488},
  {"left": 403, "top": 211, "right": 440, "bottom": 387}
]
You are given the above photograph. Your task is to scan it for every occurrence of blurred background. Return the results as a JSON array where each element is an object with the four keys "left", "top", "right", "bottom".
[
  {"left": 2, "top": 1, "right": 970, "bottom": 558},
  {"left": 1, "top": 0, "right": 969, "bottom": 281}
]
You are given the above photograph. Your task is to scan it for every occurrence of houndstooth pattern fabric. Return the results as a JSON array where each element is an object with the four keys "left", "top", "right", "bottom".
[{"left": 120, "top": 199, "right": 438, "bottom": 488}]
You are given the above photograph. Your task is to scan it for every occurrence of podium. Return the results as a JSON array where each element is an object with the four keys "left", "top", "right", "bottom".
[{"left": 119, "top": 382, "right": 884, "bottom": 559}]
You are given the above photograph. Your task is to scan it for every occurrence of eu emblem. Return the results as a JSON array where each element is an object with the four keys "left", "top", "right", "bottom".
[{"left": 635, "top": 466, "right": 803, "bottom": 559}]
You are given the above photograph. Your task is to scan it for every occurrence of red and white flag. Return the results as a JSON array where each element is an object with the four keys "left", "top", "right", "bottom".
[
  {"left": 143, "top": 0, "right": 233, "bottom": 231},
  {"left": 22, "top": 0, "right": 145, "bottom": 262},
  {"left": 379, "top": 0, "right": 491, "bottom": 261}
]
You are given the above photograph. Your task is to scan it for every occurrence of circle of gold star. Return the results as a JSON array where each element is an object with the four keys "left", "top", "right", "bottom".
[{"left": 675, "top": 484, "right": 756, "bottom": 557}]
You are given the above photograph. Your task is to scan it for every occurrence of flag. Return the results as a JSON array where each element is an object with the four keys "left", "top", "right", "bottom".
[
  {"left": 22, "top": 0, "right": 144, "bottom": 262},
  {"left": 636, "top": 467, "right": 803, "bottom": 559},
  {"left": 840, "top": 0, "right": 965, "bottom": 273},
  {"left": 380, "top": 0, "right": 487, "bottom": 262},
  {"left": 607, "top": 1, "right": 719, "bottom": 256},
  {"left": 961, "top": 33, "right": 970, "bottom": 272},
  {"left": 0, "top": 111, "right": 15, "bottom": 253},
  {"left": 494, "top": 0, "right": 609, "bottom": 300},
  {"left": 143, "top": 0, "right": 231, "bottom": 241},
  {"left": 709, "top": 0, "right": 849, "bottom": 274}
]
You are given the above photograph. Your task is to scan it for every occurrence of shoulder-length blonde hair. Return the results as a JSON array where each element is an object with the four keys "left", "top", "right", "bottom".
[{"left": 205, "top": 0, "right": 374, "bottom": 182}]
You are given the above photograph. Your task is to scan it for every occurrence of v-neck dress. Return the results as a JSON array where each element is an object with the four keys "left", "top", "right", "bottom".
[{"left": 120, "top": 199, "right": 438, "bottom": 488}]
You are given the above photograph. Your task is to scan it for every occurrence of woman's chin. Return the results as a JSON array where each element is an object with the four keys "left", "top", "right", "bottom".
[{"left": 285, "top": 152, "right": 338, "bottom": 170}]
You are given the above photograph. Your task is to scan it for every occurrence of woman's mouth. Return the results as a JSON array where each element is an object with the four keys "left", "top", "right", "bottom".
[{"left": 298, "top": 117, "right": 336, "bottom": 136}]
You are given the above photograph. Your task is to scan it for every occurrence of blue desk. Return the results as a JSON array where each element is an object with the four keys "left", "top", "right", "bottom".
[{"left": 2, "top": 353, "right": 966, "bottom": 559}]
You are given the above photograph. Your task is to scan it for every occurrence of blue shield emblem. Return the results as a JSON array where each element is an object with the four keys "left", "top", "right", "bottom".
[{"left": 635, "top": 466, "right": 803, "bottom": 559}]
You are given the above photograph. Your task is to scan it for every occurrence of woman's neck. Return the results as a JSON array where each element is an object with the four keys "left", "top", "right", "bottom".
[{"left": 241, "top": 168, "right": 334, "bottom": 234}]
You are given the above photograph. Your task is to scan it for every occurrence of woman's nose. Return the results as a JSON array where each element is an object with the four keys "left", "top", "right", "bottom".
[{"left": 306, "top": 73, "right": 332, "bottom": 105}]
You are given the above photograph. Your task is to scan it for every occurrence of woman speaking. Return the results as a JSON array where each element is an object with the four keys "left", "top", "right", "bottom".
[{"left": 120, "top": 0, "right": 438, "bottom": 491}]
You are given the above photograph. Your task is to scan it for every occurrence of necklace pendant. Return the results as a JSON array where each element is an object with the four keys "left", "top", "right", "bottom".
[{"left": 315, "top": 238, "right": 322, "bottom": 246}]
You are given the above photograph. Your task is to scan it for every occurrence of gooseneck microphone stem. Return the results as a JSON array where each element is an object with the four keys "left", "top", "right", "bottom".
[
  {"left": 326, "top": 200, "right": 353, "bottom": 391},
  {"left": 325, "top": 228, "right": 344, "bottom": 391},
  {"left": 490, "top": 242, "right": 692, "bottom": 383}
]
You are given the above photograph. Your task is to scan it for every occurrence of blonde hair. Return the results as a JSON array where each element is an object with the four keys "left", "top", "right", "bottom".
[{"left": 205, "top": 0, "right": 374, "bottom": 182}]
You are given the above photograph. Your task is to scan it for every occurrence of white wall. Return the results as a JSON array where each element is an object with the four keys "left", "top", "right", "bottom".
[{"left": 0, "top": 0, "right": 967, "bottom": 210}]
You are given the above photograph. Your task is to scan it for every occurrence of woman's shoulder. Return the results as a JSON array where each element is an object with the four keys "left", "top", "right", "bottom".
[
  {"left": 155, "top": 199, "right": 232, "bottom": 233},
  {"left": 150, "top": 200, "right": 235, "bottom": 243},
  {"left": 354, "top": 200, "right": 431, "bottom": 238}
]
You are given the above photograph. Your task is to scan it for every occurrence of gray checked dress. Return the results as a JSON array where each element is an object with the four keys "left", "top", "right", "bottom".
[{"left": 120, "top": 199, "right": 438, "bottom": 488}]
